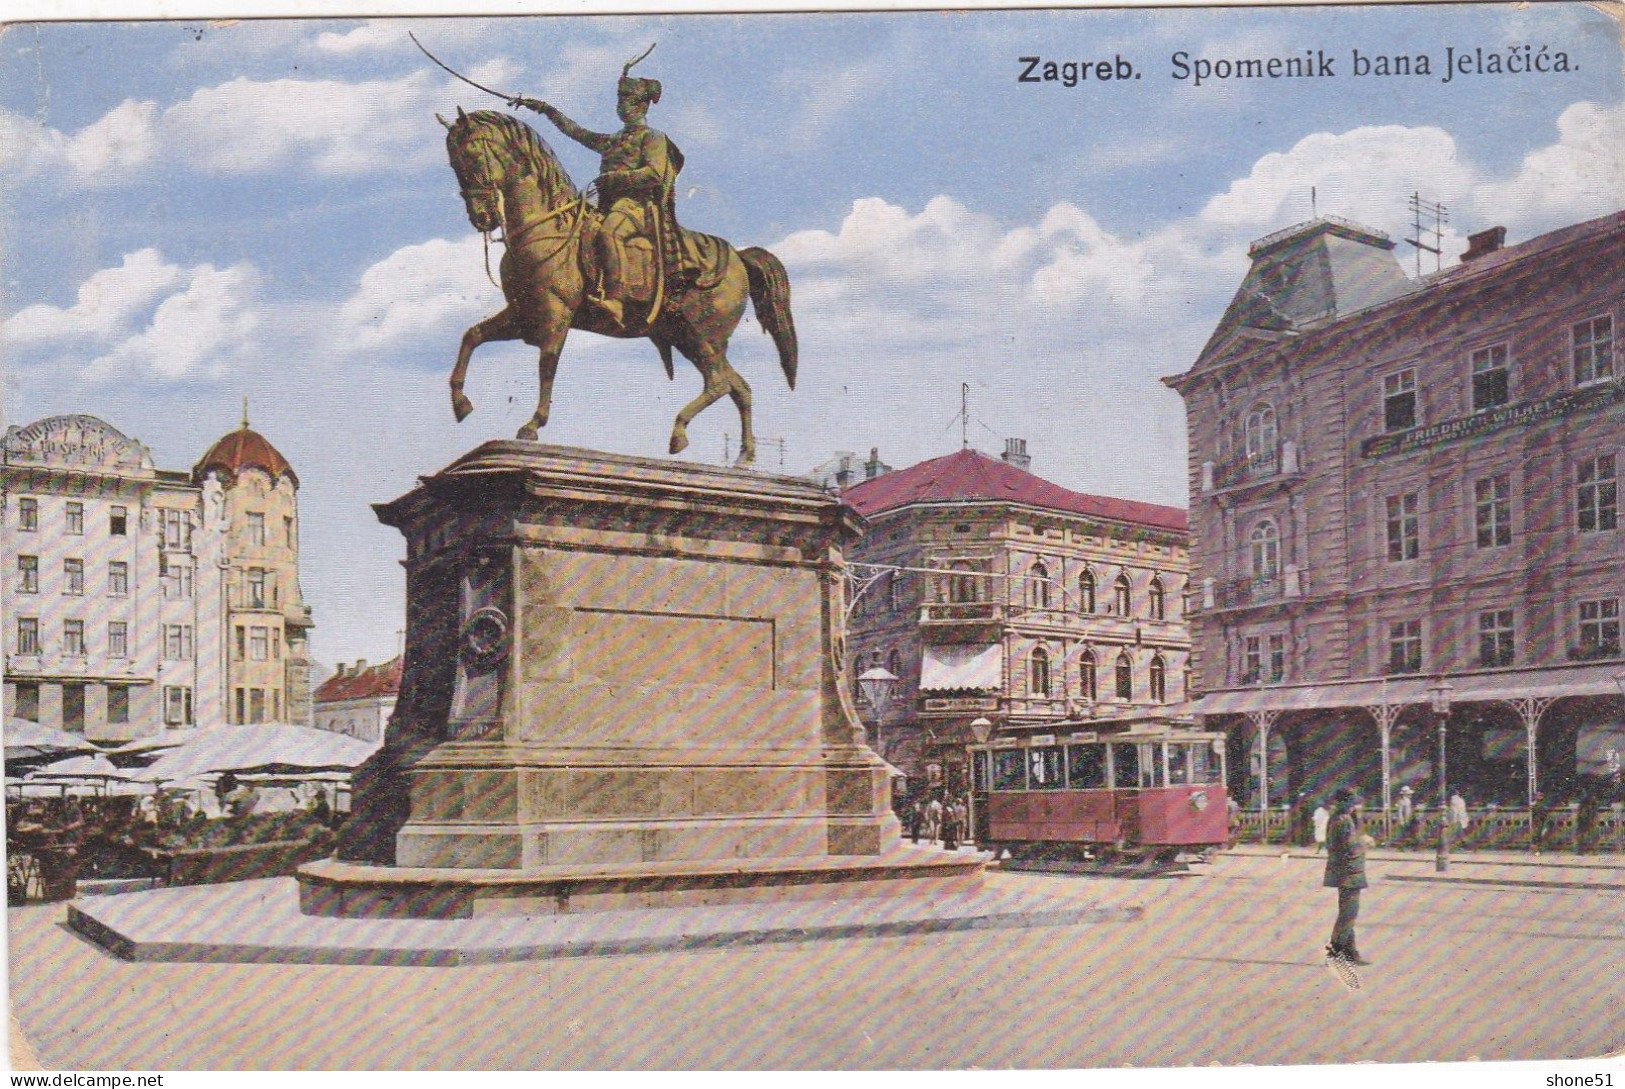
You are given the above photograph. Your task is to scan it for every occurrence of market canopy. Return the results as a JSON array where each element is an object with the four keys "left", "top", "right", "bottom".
[
  {"left": 4, "top": 719, "right": 100, "bottom": 761},
  {"left": 133, "top": 723, "right": 379, "bottom": 783},
  {"left": 29, "top": 753, "right": 127, "bottom": 780}
]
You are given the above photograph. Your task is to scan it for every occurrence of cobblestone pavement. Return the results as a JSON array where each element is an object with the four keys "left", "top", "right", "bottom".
[{"left": 8, "top": 849, "right": 1624, "bottom": 1069}]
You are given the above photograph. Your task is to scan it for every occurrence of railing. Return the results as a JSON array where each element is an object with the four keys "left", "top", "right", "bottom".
[
  {"left": 920, "top": 601, "right": 1002, "bottom": 623},
  {"left": 1229, "top": 805, "right": 1625, "bottom": 853},
  {"left": 1213, "top": 449, "right": 1280, "bottom": 489}
]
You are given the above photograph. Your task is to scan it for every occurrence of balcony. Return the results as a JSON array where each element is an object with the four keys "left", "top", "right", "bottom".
[
  {"left": 920, "top": 601, "right": 1003, "bottom": 624},
  {"left": 1203, "top": 442, "right": 1301, "bottom": 494},
  {"left": 1201, "top": 567, "right": 1305, "bottom": 612}
]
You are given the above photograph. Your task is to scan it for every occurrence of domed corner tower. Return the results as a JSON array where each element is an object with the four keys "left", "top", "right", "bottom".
[{"left": 194, "top": 409, "right": 315, "bottom": 726}]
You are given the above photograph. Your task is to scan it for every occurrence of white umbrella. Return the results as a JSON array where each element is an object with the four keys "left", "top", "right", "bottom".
[
  {"left": 29, "top": 753, "right": 127, "bottom": 779},
  {"left": 134, "top": 722, "right": 378, "bottom": 783},
  {"left": 4, "top": 719, "right": 99, "bottom": 761}
]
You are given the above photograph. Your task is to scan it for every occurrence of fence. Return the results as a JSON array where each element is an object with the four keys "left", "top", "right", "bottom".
[{"left": 1231, "top": 805, "right": 1625, "bottom": 853}]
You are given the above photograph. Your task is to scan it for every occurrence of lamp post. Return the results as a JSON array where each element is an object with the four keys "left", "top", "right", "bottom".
[
  {"left": 1430, "top": 678, "right": 1454, "bottom": 873},
  {"left": 856, "top": 666, "right": 900, "bottom": 761}
]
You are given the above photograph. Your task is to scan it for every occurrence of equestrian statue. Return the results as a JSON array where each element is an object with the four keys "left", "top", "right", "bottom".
[{"left": 430, "top": 41, "right": 797, "bottom": 465}]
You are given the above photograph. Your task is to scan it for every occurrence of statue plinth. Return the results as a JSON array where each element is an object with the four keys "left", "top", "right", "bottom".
[{"left": 300, "top": 442, "right": 979, "bottom": 918}]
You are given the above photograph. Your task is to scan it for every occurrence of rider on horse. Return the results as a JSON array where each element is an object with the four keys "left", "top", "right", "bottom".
[{"left": 512, "top": 50, "right": 688, "bottom": 326}]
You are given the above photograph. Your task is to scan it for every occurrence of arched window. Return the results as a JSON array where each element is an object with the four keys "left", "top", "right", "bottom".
[
  {"left": 1115, "top": 650, "right": 1134, "bottom": 701},
  {"left": 1079, "top": 649, "right": 1097, "bottom": 702},
  {"left": 886, "top": 647, "right": 901, "bottom": 676},
  {"left": 1148, "top": 577, "right": 1166, "bottom": 620},
  {"left": 1079, "top": 569, "right": 1097, "bottom": 613},
  {"left": 1245, "top": 402, "right": 1278, "bottom": 462},
  {"left": 1029, "top": 561, "right": 1052, "bottom": 610},
  {"left": 1250, "top": 520, "right": 1281, "bottom": 582},
  {"left": 948, "top": 561, "right": 979, "bottom": 604},
  {"left": 1149, "top": 655, "right": 1167, "bottom": 702},
  {"left": 1113, "top": 574, "right": 1132, "bottom": 616},
  {"left": 1030, "top": 646, "right": 1052, "bottom": 698}
]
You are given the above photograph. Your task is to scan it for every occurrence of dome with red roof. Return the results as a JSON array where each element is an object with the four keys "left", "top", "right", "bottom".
[{"left": 194, "top": 417, "right": 297, "bottom": 487}]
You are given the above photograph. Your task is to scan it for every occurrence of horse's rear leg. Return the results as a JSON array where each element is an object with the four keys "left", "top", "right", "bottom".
[
  {"left": 722, "top": 361, "right": 755, "bottom": 466},
  {"left": 450, "top": 307, "right": 521, "bottom": 423},
  {"left": 669, "top": 345, "right": 734, "bottom": 458}
]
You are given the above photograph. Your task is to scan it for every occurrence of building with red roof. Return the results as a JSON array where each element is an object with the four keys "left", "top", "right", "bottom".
[
  {"left": 314, "top": 657, "right": 402, "bottom": 743},
  {"left": 838, "top": 439, "right": 1192, "bottom": 793}
]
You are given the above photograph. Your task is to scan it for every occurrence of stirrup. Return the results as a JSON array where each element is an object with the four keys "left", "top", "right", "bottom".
[{"left": 591, "top": 293, "right": 624, "bottom": 324}]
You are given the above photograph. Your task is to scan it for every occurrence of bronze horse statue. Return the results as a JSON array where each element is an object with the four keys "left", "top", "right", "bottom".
[{"left": 441, "top": 108, "right": 796, "bottom": 464}]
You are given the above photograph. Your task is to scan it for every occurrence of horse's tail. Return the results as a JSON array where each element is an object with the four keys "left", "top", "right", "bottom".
[{"left": 739, "top": 246, "right": 797, "bottom": 391}]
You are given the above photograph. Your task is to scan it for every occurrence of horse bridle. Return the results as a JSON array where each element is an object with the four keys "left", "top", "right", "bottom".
[{"left": 456, "top": 131, "right": 588, "bottom": 288}]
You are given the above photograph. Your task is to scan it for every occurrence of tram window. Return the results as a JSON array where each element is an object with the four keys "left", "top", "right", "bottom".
[
  {"left": 993, "top": 749, "right": 1027, "bottom": 791},
  {"left": 972, "top": 751, "right": 989, "bottom": 792},
  {"left": 1112, "top": 743, "right": 1140, "bottom": 788},
  {"left": 1190, "top": 743, "right": 1222, "bottom": 784},
  {"left": 1140, "top": 744, "right": 1161, "bottom": 787},
  {"left": 1029, "top": 746, "right": 1064, "bottom": 790},
  {"left": 1167, "top": 742, "right": 1191, "bottom": 785},
  {"left": 1067, "top": 744, "right": 1106, "bottom": 789}
]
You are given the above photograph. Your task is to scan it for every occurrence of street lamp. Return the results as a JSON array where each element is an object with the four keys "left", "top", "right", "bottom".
[
  {"left": 1430, "top": 678, "right": 1454, "bottom": 873},
  {"left": 969, "top": 717, "right": 994, "bottom": 744},
  {"left": 857, "top": 667, "right": 900, "bottom": 759}
]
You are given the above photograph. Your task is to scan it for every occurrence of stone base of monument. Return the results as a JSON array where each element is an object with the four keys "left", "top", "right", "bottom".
[
  {"left": 298, "top": 442, "right": 981, "bottom": 920},
  {"left": 66, "top": 872, "right": 1140, "bottom": 966}
]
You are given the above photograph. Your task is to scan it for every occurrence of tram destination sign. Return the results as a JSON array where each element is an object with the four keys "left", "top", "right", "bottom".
[{"left": 1361, "top": 378, "right": 1624, "bottom": 458}]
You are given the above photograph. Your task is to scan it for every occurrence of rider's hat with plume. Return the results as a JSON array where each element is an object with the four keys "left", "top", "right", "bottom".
[{"left": 618, "top": 43, "right": 661, "bottom": 106}]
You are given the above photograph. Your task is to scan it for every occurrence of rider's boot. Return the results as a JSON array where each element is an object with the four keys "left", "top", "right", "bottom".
[{"left": 592, "top": 233, "right": 626, "bottom": 325}]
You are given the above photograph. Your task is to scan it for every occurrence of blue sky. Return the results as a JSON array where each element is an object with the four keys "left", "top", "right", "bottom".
[{"left": 3, "top": 6, "right": 1621, "bottom": 667}]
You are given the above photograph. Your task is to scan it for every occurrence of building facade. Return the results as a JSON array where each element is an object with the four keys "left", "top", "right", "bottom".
[
  {"left": 3, "top": 413, "right": 314, "bottom": 740},
  {"left": 313, "top": 657, "right": 401, "bottom": 743},
  {"left": 841, "top": 442, "right": 1192, "bottom": 796},
  {"left": 1165, "top": 211, "right": 1625, "bottom": 814}
]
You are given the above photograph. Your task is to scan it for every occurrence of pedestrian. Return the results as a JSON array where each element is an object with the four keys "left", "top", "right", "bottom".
[
  {"left": 1449, "top": 791, "right": 1470, "bottom": 838},
  {"left": 1324, "top": 786, "right": 1371, "bottom": 966},
  {"left": 1292, "top": 792, "right": 1312, "bottom": 847},
  {"left": 1312, "top": 800, "right": 1330, "bottom": 854},
  {"left": 1576, "top": 789, "right": 1600, "bottom": 855},
  {"left": 941, "top": 798, "right": 960, "bottom": 851},
  {"left": 1226, "top": 795, "right": 1241, "bottom": 849},
  {"left": 954, "top": 796, "right": 970, "bottom": 848},
  {"left": 908, "top": 797, "right": 925, "bottom": 845},
  {"left": 1395, "top": 786, "right": 1415, "bottom": 847},
  {"left": 1530, "top": 792, "right": 1550, "bottom": 854},
  {"left": 925, "top": 795, "right": 944, "bottom": 845}
]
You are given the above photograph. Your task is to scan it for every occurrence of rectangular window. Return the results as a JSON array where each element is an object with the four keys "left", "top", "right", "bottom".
[
  {"left": 250, "top": 627, "right": 270, "bottom": 661},
  {"left": 63, "top": 619, "right": 86, "bottom": 657},
  {"left": 1577, "top": 455, "right": 1618, "bottom": 533},
  {"left": 1387, "top": 619, "right": 1422, "bottom": 675},
  {"left": 248, "top": 568, "right": 267, "bottom": 608},
  {"left": 1573, "top": 315, "right": 1614, "bottom": 385},
  {"left": 14, "top": 682, "right": 40, "bottom": 722},
  {"left": 1268, "top": 633, "right": 1286, "bottom": 683},
  {"left": 888, "top": 573, "right": 906, "bottom": 612},
  {"left": 109, "top": 506, "right": 128, "bottom": 536},
  {"left": 1478, "top": 610, "right": 1515, "bottom": 667},
  {"left": 235, "top": 625, "right": 247, "bottom": 660},
  {"left": 284, "top": 515, "right": 295, "bottom": 547},
  {"left": 164, "top": 686, "right": 194, "bottom": 727},
  {"left": 1578, "top": 599, "right": 1621, "bottom": 656},
  {"left": 17, "top": 555, "right": 38, "bottom": 594},
  {"left": 1111, "top": 743, "right": 1143, "bottom": 789},
  {"left": 108, "top": 622, "right": 129, "bottom": 659},
  {"left": 64, "top": 558, "right": 84, "bottom": 596},
  {"left": 107, "top": 686, "right": 130, "bottom": 725},
  {"left": 250, "top": 689, "right": 267, "bottom": 724},
  {"left": 162, "top": 560, "right": 193, "bottom": 599},
  {"left": 247, "top": 511, "right": 266, "bottom": 547},
  {"left": 1475, "top": 475, "right": 1512, "bottom": 548},
  {"left": 16, "top": 617, "right": 40, "bottom": 656},
  {"left": 1028, "top": 746, "right": 1064, "bottom": 790},
  {"left": 234, "top": 688, "right": 246, "bottom": 726},
  {"left": 1066, "top": 744, "right": 1107, "bottom": 789},
  {"left": 108, "top": 561, "right": 128, "bottom": 596},
  {"left": 1385, "top": 493, "right": 1419, "bottom": 561},
  {"left": 163, "top": 624, "right": 193, "bottom": 661},
  {"left": 993, "top": 749, "right": 1027, "bottom": 791},
  {"left": 273, "top": 690, "right": 281, "bottom": 721},
  {"left": 1242, "top": 636, "right": 1262, "bottom": 685},
  {"left": 161, "top": 509, "right": 192, "bottom": 551},
  {"left": 1470, "top": 344, "right": 1510, "bottom": 411},
  {"left": 18, "top": 497, "right": 38, "bottom": 532},
  {"left": 271, "top": 629, "right": 281, "bottom": 660},
  {"left": 65, "top": 501, "right": 84, "bottom": 535},
  {"left": 1383, "top": 369, "right": 1417, "bottom": 432}
]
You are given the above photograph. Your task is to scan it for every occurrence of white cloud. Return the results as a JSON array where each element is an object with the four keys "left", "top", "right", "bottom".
[
  {"left": 1473, "top": 100, "right": 1625, "bottom": 228},
  {"left": 62, "top": 99, "right": 159, "bottom": 176},
  {"left": 3, "top": 248, "right": 182, "bottom": 344},
  {"left": 331, "top": 235, "right": 501, "bottom": 354}
]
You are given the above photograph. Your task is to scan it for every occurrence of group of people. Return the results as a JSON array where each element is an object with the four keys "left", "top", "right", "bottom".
[{"left": 900, "top": 793, "right": 971, "bottom": 851}]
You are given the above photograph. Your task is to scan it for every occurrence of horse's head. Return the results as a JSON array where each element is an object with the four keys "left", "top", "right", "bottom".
[{"left": 442, "top": 108, "right": 577, "bottom": 235}]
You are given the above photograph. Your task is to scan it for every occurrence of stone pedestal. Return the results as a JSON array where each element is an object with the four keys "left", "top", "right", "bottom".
[{"left": 305, "top": 442, "right": 976, "bottom": 918}]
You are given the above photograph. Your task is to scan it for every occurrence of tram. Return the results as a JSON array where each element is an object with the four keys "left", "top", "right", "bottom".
[{"left": 968, "top": 721, "right": 1229, "bottom": 866}]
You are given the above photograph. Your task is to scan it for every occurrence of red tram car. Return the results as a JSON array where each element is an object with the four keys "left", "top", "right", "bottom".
[{"left": 968, "top": 722, "right": 1229, "bottom": 865}]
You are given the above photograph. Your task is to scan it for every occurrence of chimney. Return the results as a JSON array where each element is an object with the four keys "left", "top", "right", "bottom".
[
  {"left": 1461, "top": 226, "right": 1506, "bottom": 262},
  {"left": 353, "top": 659, "right": 367, "bottom": 677},
  {"left": 1002, "top": 437, "right": 1031, "bottom": 471},
  {"left": 864, "top": 447, "right": 887, "bottom": 481}
]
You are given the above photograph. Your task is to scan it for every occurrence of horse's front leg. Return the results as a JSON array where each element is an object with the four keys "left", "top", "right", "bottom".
[
  {"left": 450, "top": 307, "right": 522, "bottom": 423},
  {"left": 518, "top": 308, "right": 573, "bottom": 442}
]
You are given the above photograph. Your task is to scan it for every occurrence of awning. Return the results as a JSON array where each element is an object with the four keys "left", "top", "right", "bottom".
[
  {"left": 1188, "top": 662, "right": 1625, "bottom": 717},
  {"left": 919, "top": 644, "right": 1002, "bottom": 693}
]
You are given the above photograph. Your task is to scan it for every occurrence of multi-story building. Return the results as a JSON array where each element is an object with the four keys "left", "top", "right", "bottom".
[
  {"left": 313, "top": 657, "right": 401, "bottom": 743},
  {"left": 840, "top": 440, "right": 1192, "bottom": 795},
  {"left": 195, "top": 418, "right": 315, "bottom": 725},
  {"left": 1165, "top": 211, "right": 1625, "bottom": 814},
  {"left": 3, "top": 412, "right": 314, "bottom": 739}
]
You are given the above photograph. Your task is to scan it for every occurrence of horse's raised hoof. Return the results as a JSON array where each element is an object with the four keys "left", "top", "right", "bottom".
[
  {"left": 451, "top": 391, "right": 474, "bottom": 423},
  {"left": 516, "top": 424, "right": 539, "bottom": 441},
  {"left": 669, "top": 432, "right": 689, "bottom": 455}
]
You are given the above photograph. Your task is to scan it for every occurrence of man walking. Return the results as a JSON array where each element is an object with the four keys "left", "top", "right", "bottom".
[
  {"left": 1324, "top": 786, "right": 1371, "bottom": 966},
  {"left": 1312, "top": 799, "right": 1330, "bottom": 854}
]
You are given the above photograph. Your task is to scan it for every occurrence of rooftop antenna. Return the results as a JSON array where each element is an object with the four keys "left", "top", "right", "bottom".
[
  {"left": 1311, "top": 186, "right": 1317, "bottom": 219},
  {"left": 961, "top": 382, "right": 970, "bottom": 450},
  {"left": 1406, "top": 192, "right": 1448, "bottom": 275},
  {"left": 241, "top": 394, "right": 249, "bottom": 430},
  {"left": 759, "top": 436, "right": 787, "bottom": 471}
]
